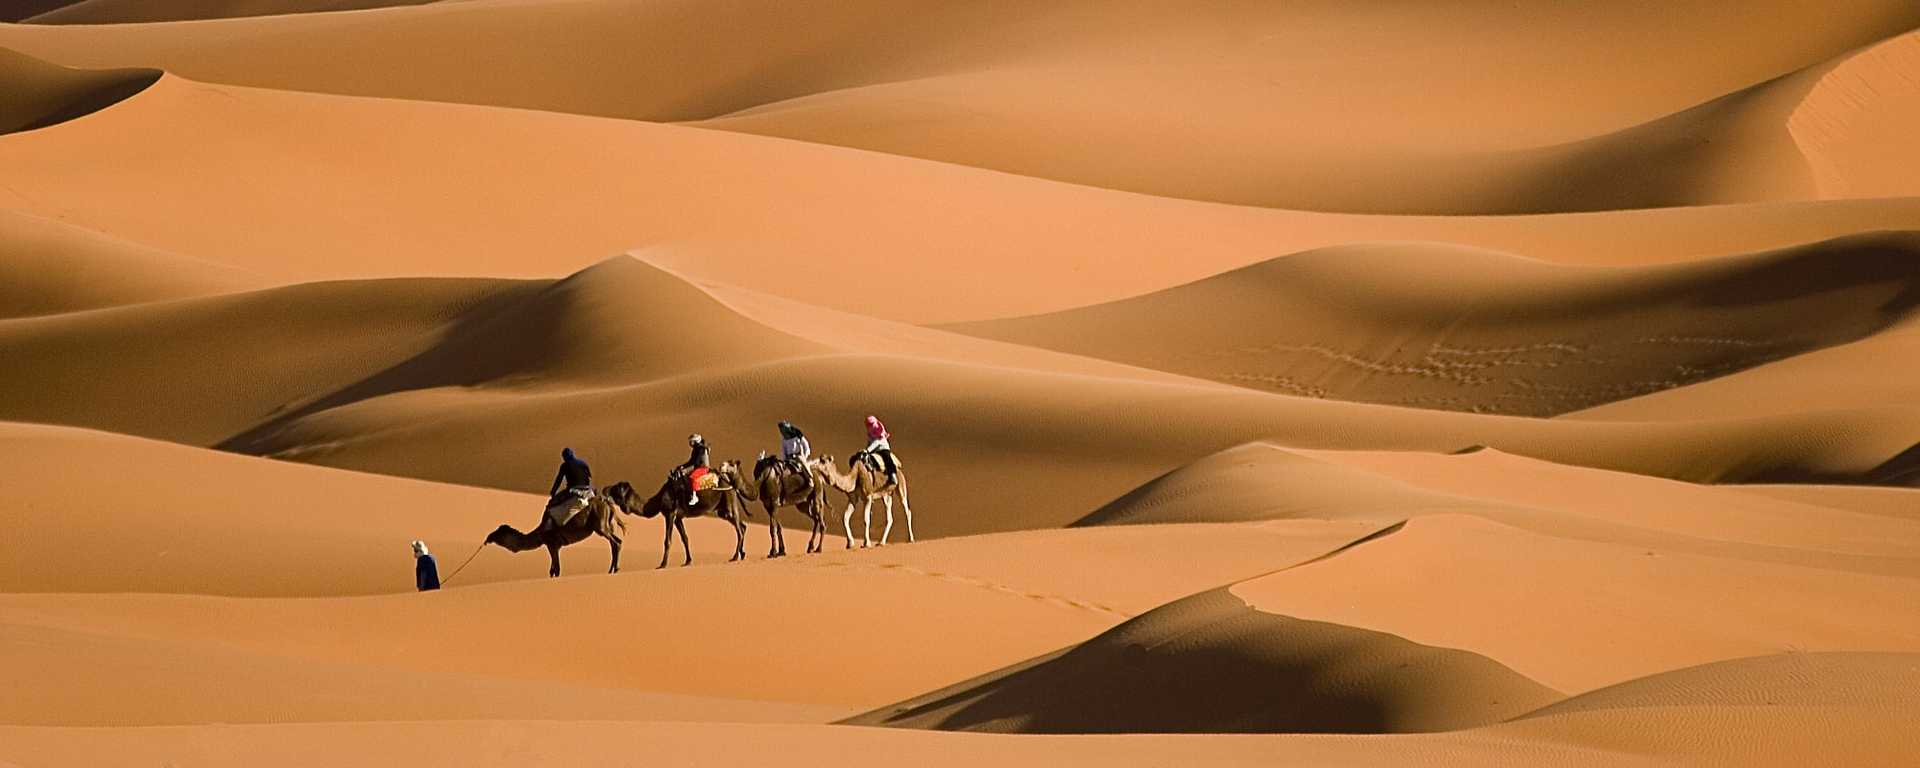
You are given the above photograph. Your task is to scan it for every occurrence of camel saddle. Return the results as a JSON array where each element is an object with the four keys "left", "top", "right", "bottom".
[
  {"left": 854, "top": 450, "right": 903, "bottom": 473},
  {"left": 545, "top": 487, "right": 593, "bottom": 527}
]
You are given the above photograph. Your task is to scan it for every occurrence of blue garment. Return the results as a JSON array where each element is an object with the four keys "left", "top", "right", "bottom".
[{"left": 416, "top": 554, "right": 441, "bottom": 591}]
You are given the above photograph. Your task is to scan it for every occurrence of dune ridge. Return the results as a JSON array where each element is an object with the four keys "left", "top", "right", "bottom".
[
  {"left": 951, "top": 234, "right": 1920, "bottom": 416},
  {"left": 0, "top": 209, "right": 260, "bottom": 317},
  {"left": 0, "top": 47, "right": 156, "bottom": 135},
  {"left": 7, "top": 256, "right": 1920, "bottom": 548},
  {"left": 3, "top": 2, "right": 1917, "bottom": 212},
  {"left": 844, "top": 583, "right": 1562, "bottom": 734},
  {"left": 27, "top": 0, "right": 439, "bottom": 25},
  {"left": 3, "top": 64, "right": 1920, "bottom": 323}
]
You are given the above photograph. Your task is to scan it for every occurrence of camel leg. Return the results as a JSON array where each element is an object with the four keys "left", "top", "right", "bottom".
[
  {"left": 809, "top": 498, "right": 825, "bottom": 553},
  {"left": 658, "top": 515, "right": 673, "bottom": 569},
  {"left": 608, "top": 535, "right": 621, "bottom": 574},
  {"left": 728, "top": 503, "right": 746, "bottom": 562},
  {"left": 546, "top": 543, "right": 561, "bottom": 578},
  {"left": 879, "top": 495, "right": 895, "bottom": 546},
  {"left": 765, "top": 503, "right": 782, "bottom": 558},
  {"left": 843, "top": 501, "right": 857, "bottom": 549},
  {"left": 675, "top": 517, "right": 693, "bottom": 566},
  {"left": 776, "top": 507, "right": 789, "bottom": 556},
  {"left": 861, "top": 496, "right": 875, "bottom": 548},
  {"left": 898, "top": 478, "right": 916, "bottom": 543}
]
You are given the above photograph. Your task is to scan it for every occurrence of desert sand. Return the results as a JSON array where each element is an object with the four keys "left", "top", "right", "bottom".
[{"left": 3, "top": 3, "right": 1919, "bottom": 766}]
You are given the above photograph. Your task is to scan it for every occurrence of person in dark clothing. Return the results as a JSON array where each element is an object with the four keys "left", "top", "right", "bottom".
[
  {"left": 544, "top": 447, "right": 595, "bottom": 527},
  {"left": 550, "top": 447, "right": 592, "bottom": 497},
  {"left": 676, "top": 434, "right": 712, "bottom": 507},
  {"left": 412, "top": 540, "right": 441, "bottom": 591}
]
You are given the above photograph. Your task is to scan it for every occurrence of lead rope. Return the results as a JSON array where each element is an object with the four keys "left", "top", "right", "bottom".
[{"left": 436, "top": 541, "right": 488, "bottom": 587}]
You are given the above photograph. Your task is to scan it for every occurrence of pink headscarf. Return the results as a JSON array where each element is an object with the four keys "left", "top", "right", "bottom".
[{"left": 865, "top": 415, "right": 889, "bottom": 441}]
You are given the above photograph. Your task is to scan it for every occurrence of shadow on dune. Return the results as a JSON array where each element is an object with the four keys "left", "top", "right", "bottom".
[
  {"left": 951, "top": 232, "right": 1920, "bottom": 417},
  {"left": 0, "top": 48, "right": 159, "bottom": 135},
  {"left": 841, "top": 582, "right": 1561, "bottom": 734},
  {"left": 218, "top": 255, "right": 823, "bottom": 454}
]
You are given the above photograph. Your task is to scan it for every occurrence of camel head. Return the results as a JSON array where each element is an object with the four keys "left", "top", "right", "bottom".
[
  {"left": 482, "top": 524, "right": 517, "bottom": 548},
  {"left": 603, "top": 481, "right": 637, "bottom": 511}
]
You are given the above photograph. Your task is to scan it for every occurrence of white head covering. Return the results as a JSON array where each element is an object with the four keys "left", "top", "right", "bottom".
[{"left": 411, "top": 540, "right": 429, "bottom": 557}]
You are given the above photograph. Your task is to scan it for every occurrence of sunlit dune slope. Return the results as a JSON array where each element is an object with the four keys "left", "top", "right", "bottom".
[
  {"left": 4, "top": 59, "right": 1920, "bottom": 322},
  {"left": 2, "top": 2, "right": 1916, "bottom": 211},
  {"left": 1234, "top": 515, "right": 1920, "bottom": 693},
  {"left": 0, "top": 421, "right": 709, "bottom": 595},
  {"left": 0, "top": 517, "right": 1381, "bottom": 713},
  {"left": 0, "top": 210, "right": 259, "bottom": 317}
]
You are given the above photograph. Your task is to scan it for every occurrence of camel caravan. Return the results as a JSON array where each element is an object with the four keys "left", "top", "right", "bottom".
[{"left": 483, "top": 416, "right": 912, "bottom": 577}]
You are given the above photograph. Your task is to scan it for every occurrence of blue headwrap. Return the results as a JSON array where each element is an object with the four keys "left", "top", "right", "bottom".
[{"left": 561, "top": 447, "right": 576, "bottom": 462}]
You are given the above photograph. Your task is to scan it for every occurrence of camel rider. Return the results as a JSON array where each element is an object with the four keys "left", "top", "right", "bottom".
[
  {"left": 778, "top": 421, "right": 811, "bottom": 471},
  {"left": 677, "top": 434, "right": 712, "bottom": 507},
  {"left": 545, "top": 447, "right": 594, "bottom": 527},
  {"left": 862, "top": 415, "right": 898, "bottom": 482},
  {"left": 778, "top": 420, "right": 813, "bottom": 491}
]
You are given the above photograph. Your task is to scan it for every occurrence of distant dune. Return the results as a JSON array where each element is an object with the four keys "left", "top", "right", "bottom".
[
  {"left": 3, "top": 1, "right": 1917, "bottom": 211},
  {"left": 27, "top": 0, "right": 437, "bottom": 24},
  {"left": 951, "top": 234, "right": 1920, "bottom": 415},
  {"left": 3, "top": 64, "right": 1920, "bottom": 323}
]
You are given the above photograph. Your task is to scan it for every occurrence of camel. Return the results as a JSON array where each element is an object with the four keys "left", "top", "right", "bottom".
[
  {"left": 815, "top": 453, "right": 915, "bottom": 548},
  {"left": 725, "top": 454, "right": 829, "bottom": 557},
  {"left": 483, "top": 481, "right": 646, "bottom": 577},
  {"left": 635, "top": 468, "right": 748, "bottom": 567}
]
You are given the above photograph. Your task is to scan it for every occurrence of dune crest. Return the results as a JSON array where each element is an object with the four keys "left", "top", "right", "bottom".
[
  {"left": 3, "top": 2, "right": 1918, "bottom": 212},
  {"left": 844, "top": 582, "right": 1561, "bottom": 734},
  {"left": 952, "top": 234, "right": 1920, "bottom": 415},
  {"left": 1790, "top": 30, "right": 1920, "bottom": 199},
  {"left": 0, "top": 47, "right": 156, "bottom": 135},
  {"left": 0, "top": 210, "right": 260, "bottom": 317},
  {"left": 27, "top": 0, "right": 437, "bottom": 25}
]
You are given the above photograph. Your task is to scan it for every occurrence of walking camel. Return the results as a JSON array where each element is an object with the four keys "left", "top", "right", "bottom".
[
  {"left": 725, "top": 454, "right": 830, "bottom": 556},
  {"left": 636, "top": 469, "right": 748, "bottom": 567},
  {"left": 815, "top": 453, "right": 915, "bottom": 548},
  {"left": 483, "top": 481, "right": 647, "bottom": 577}
]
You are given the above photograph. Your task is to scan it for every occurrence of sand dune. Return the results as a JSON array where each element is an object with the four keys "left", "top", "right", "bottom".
[
  {"left": 0, "top": 619, "right": 843, "bottom": 726},
  {"left": 0, "top": 209, "right": 259, "bottom": 317},
  {"left": 2, "top": 2, "right": 1916, "bottom": 211},
  {"left": 2, "top": 2, "right": 81, "bottom": 23},
  {"left": 0, "top": 420, "right": 706, "bottom": 595},
  {"left": 13, "top": 288, "right": 1920, "bottom": 541},
  {"left": 8, "top": 255, "right": 1916, "bottom": 549},
  {"left": 0, "top": 47, "right": 155, "bottom": 134},
  {"left": 1791, "top": 29, "right": 1920, "bottom": 199},
  {"left": 1519, "top": 652, "right": 1920, "bottom": 718},
  {"left": 27, "top": 0, "right": 438, "bottom": 25},
  {"left": 4, "top": 62, "right": 1920, "bottom": 323},
  {"left": 952, "top": 234, "right": 1920, "bottom": 415},
  {"left": 5, "top": 4, "right": 1920, "bottom": 765},
  {"left": 0, "top": 521, "right": 1384, "bottom": 716},
  {"left": 846, "top": 584, "right": 1560, "bottom": 734},
  {"left": 1235, "top": 514, "right": 1920, "bottom": 693}
]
